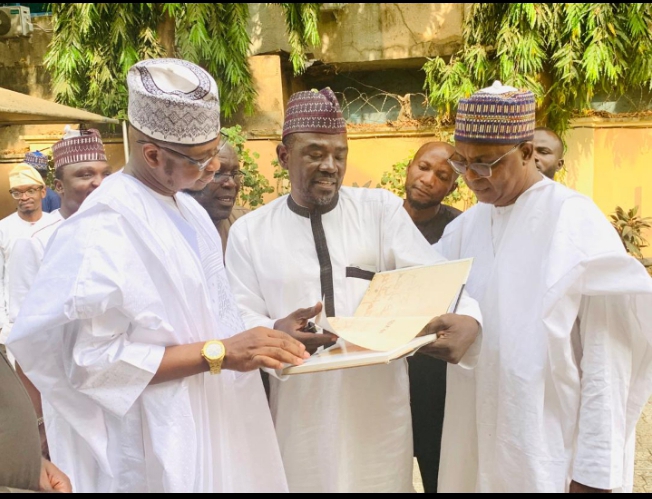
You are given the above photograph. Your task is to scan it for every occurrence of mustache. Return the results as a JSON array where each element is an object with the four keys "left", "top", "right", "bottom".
[{"left": 312, "top": 174, "right": 339, "bottom": 182}]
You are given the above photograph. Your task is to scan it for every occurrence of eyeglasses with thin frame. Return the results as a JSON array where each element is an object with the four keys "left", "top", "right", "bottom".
[
  {"left": 212, "top": 170, "right": 244, "bottom": 186},
  {"left": 447, "top": 142, "right": 525, "bottom": 178},
  {"left": 9, "top": 186, "right": 43, "bottom": 199},
  {"left": 136, "top": 134, "right": 228, "bottom": 172}
]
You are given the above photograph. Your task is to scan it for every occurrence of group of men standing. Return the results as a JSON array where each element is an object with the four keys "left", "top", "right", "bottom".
[{"left": 1, "top": 58, "right": 651, "bottom": 495}]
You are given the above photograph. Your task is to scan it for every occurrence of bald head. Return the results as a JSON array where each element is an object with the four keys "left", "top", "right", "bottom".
[
  {"left": 414, "top": 141, "right": 455, "bottom": 160},
  {"left": 404, "top": 141, "right": 458, "bottom": 210}
]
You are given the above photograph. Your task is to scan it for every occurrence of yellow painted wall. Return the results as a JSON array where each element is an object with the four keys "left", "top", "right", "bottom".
[
  {"left": 248, "top": 122, "right": 652, "bottom": 258},
  {"left": 246, "top": 133, "right": 447, "bottom": 205},
  {"left": 592, "top": 125, "right": 652, "bottom": 256}
]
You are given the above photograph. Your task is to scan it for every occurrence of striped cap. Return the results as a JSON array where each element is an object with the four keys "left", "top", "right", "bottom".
[
  {"left": 24, "top": 150, "right": 49, "bottom": 172},
  {"left": 454, "top": 81, "right": 535, "bottom": 145},
  {"left": 283, "top": 88, "right": 346, "bottom": 139},
  {"left": 52, "top": 128, "right": 107, "bottom": 169}
]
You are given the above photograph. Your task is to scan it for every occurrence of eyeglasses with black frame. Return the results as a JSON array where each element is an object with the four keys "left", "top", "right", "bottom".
[
  {"left": 136, "top": 131, "right": 229, "bottom": 172},
  {"left": 447, "top": 142, "right": 526, "bottom": 178}
]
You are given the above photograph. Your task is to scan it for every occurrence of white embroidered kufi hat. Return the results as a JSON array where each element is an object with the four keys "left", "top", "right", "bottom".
[{"left": 127, "top": 58, "right": 220, "bottom": 145}]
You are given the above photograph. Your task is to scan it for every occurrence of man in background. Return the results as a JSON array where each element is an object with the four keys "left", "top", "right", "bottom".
[
  {"left": 24, "top": 150, "right": 61, "bottom": 213},
  {"left": 533, "top": 126, "right": 564, "bottom": 180},
  {"left": 0, "top": 164, "right": 54, "bottom": 351},
  {"left": 10, "top": 129, "right": 111, "bottom": 310},
  {"left": 8, "top": 128, "right": 112, "bottom": 459},
  {"left": 402, "top": 141, "right": 462, "bottom": 493},
  {"left": 185, "top": 138, "right": 249, "bottom": 256}
]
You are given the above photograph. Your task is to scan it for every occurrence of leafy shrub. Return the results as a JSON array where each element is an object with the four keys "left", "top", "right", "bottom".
[
  {"left": 221, "top": 125, "right": 274, "bottom": 208},
  {"left": 610, "top": 205, "right": 652, "bottom": 259}
]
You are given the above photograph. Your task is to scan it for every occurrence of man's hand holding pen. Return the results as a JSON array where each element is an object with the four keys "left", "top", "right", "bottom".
[{"left": 274, "top": 302, "right": 339, "bottom": 354}]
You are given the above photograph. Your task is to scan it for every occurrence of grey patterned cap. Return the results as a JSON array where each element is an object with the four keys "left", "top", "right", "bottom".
[{"left": 127, "top": 58, "right": 220, "bottom": 145}]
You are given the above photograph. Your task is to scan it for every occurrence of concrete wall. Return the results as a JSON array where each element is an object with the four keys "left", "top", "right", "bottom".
[{"left": 248, "top": 3, "right": 466, "bottom": 65}]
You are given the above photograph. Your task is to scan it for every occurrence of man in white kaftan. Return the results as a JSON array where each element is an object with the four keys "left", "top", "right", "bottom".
[
  {"left": 226, "top": 87, "right": 483, "bottom": 493},
  {"left": 7, "top": 129, "right": 112, "bottom": 460},
  {"left": 0, "top": 163, "right": 54, "bottom": 345},
  {"left": 435, "top": 81, "right": 652, "bottom": 493},
  {"left": 8, "top": 129, "right": 110, "bottom": 343},
  {"left": 7, "top": 58, "right": 308, "bottom": 493}
]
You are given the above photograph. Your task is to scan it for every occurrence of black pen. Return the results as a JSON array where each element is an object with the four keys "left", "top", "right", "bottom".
[{"left": 452, "top": 284, "right": 465, "bottom": 313}]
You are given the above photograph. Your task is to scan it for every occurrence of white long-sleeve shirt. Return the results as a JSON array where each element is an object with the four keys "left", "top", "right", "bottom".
[
  {"left": 0, "top": 211, "right": 55, "bottom": 341},
  {"left": 435, "top": 177, "right": 652, "bottom": 492},
  {"left": 7, "top": 173, "right": 288, "bottom": 493},
  {"left": 226, "top": 186, "right": 482, "bottom": 493}
]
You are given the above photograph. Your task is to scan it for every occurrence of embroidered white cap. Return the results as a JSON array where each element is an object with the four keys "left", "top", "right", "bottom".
[{"left": 127, "top": 58, "right": 220, "bottom": 145}]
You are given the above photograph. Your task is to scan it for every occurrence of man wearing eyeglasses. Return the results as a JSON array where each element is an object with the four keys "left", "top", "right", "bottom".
[
  {"left": 184, "top": 139, "right": 249, "bottom": 257},
  {"left": 434, "top": 81, "right": 652, "bottom": 493},
  {"left": 7, "top": 59, "right": 306, "bottom": 493},
  {"left": 0, "top": 164, "right": 55, "bottom": 353}
]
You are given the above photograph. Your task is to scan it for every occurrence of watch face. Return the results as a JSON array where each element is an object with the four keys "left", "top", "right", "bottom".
[{"left": 205, "top": 342, "right": 224, "bottom": 359}]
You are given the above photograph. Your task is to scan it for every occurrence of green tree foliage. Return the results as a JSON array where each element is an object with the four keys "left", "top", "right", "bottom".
[
  {"left": 377, "top": 155, "right": 410, "bottom": 198},
  {"left": 423, "top": 4, "right": 652, "bottom": 135},
  {"left": 45, "top": 3, "right": 322, "bottom": 119},
  {"left": 221, "top": 125, "right": 274, "bottom": 209},
  {"left": 272, "top": 159, "right": 292, "bottom": 197},
  {"left": 277, "top": 3, "right": 322, "bottom": 74}
]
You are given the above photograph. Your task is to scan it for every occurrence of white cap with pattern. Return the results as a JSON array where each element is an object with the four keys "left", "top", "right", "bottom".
[{"left": 127, "top": 58, "right": 220, "bottom": 145}]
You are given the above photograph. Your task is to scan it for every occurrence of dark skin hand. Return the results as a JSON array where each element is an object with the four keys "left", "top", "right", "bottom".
[
  {"left": 274, "top": 302, "right": 339, "bottom": 354},
  {"left": 417, "top": 313, "right": 480, "bottom": 364},
  {"left": 151, "top": 326, "right": 309, "bottom": 385},
  {"left": 221, "top": 327, "right": 311, "bottom": 371},
  {"left": 569, "top": 481, "right": 611, "bottom": 494}
]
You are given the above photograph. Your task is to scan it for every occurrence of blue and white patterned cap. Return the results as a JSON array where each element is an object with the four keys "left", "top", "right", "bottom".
[
  {"left": 127, "top": 58, "right": 220, "bottom": 145},
  {"left": 24, "top": 150, "right": 49, "bottom": 172}
]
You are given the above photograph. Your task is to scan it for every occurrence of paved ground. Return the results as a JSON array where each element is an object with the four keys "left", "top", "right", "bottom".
[{"left": 412, "top": 397, "right": 652, "bottom": 493}]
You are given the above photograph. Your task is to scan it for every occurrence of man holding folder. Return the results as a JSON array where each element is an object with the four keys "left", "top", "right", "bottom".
[{"left": 225, "top": 87, "right": 483, "bottom": 493}]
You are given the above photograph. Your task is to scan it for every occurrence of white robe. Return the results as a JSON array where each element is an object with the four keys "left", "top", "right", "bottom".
[
  {"left": 7, "top": 210, "right": 64, "bottom": 330},
  {"left": 7, "top": 172, "right": 288, "bottom": 493},
  {"left": 0, "top": 210, "right": 55, "bottom": 340},
  {"left": 435, "top": 177, "right": 652, "bottom": 492},
  {"left": 225, "top": 186, "right": 482, "bottom": 493}
]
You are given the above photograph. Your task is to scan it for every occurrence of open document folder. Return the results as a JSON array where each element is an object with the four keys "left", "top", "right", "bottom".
[{"left": 282, "top": 258, "right": 473, "bottom": 375}]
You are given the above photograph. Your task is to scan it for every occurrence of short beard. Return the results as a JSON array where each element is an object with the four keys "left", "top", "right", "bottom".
[
  {"left": 406, "top": 187, "right": 440, "bottom": 210},
  {"left": 300, "top": 184, "right": 338, "bottom": 206},
  {"left": 18, "top": 206, "right": 37, "bottom": 217}
]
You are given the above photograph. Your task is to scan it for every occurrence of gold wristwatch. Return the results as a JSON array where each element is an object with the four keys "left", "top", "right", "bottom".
[{"left": 201, "top": 340, "right": 226, "bottom": 375}]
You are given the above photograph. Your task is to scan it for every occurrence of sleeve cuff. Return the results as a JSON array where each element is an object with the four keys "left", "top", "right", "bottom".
[{"left": 457, "top": 324, "right": 482, "bottom": 370}]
